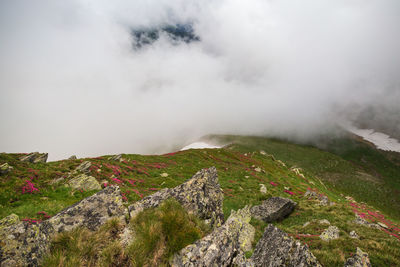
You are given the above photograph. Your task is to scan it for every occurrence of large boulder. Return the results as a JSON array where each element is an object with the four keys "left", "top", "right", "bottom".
[
  {"left": 344, "top": 247, "right": 371, "bottom": 267},
  {"left": 0, "top": 186, "right": 127, "bottom": 266},
  {"left": 171, "top": 206, "right": 254, "bottom": 267},
  {"left": 128, "top": 167, "right": 224, "bottom": 228},
  {"left": 19, "top": 152, "right": 48, "bottom": 163},
  {"left": 67, "top": 174, "right": 101, "bottom": 191},
  {"left": 251, "top": 224, "right": 322, "bottom": 267},
  {"left": 0, "top": 163, "right": 13, "bottom": 175},
  {"left": 251, "top": 197, "right": 297, "bottom": 222},
  {"left": 47, "top": 185, "right": 126, "bottom": 233}
]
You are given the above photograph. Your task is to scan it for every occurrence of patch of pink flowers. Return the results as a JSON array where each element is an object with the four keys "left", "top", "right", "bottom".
[
  {"left": 111, "top": 177, "right": 123, "bottom": 184},
  {"left": 21, "top": 180, "right": 39, "bottom": 194},
  {"left": 270, "top": 181, "right": 278, "bottom": 186},
  {"left": 284, "top": 190, "right": 295, "bottom": 195}
]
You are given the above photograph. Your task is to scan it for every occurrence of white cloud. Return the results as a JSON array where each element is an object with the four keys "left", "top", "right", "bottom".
[{"left": 0, "top": 0, "right": 399, "bottom": 160}]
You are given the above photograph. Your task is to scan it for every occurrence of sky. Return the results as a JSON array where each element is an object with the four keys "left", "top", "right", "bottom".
[{"left": 0, "top": 0, "right": 399, "bottom": 160}]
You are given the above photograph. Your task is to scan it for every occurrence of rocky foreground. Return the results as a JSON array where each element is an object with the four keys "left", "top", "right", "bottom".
[{"left": 0, "top": 167, "right": 371, "bottom": 267}]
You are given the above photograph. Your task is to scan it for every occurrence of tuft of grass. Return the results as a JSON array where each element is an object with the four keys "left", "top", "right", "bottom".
[
  {"left": 127, "top": 199, "right": 210, "bottom": 267},
  {"left": 43, "top": 218, "right": 125, "bottom": 267}
]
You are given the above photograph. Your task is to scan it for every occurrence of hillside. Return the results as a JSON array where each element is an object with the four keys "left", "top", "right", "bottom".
[{"left": 1, "top": 135, "right": 400, "bottom": 266}]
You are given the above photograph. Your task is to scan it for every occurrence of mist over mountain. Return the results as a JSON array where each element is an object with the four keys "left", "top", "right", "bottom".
[{"left": 0, "top": 0, "right": 399, "bottom": 160}]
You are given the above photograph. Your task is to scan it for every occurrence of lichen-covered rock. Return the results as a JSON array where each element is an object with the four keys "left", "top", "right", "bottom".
[
  {"left": 251, "top": 197, "right": 297, "bottom": 222},
  {"left": 170, "top": 206, "right": 254, "bottom": 267},
  {"left": 68, "top": 155, "right": 77, "bottom": 160},
  {"left": 0, "top": 186, "right": 127, "bottom": 266},
  {"left": 20, "top": 152, "right": 48, "bottom": 163},
  {"left": 320, "top": 226, "right": 340, "bottom": 241},
  {"left": 0, "top": 163, "right": 13, "bottom": 175},
  {"left": 48, "top": 185, "right": 126, "bottom": 233},
  {"left": 251, "top": 224, "right": 322, "bottom": 267},
  {"left": 0, "top": 221, "right": 54, "bottom": 267},
  {"left": 129, "top": 167, "right": 224, "bottom": 228},
  {"left": 68, "top": 174, "right": 101, "bottom": 191},
  {"left": 0, "top": 214, "right": 19, "bottom": 231},
  {"left": 344, "top": 247, "right": 371, "bottom": 267}
]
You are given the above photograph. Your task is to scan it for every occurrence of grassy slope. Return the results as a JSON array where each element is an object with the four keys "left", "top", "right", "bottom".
[
  {"left": 209, "top": 134, "right": 400, "bottom": 220},
  {"left": 1, "top": 135, "right": 400, "bottom": 266}
]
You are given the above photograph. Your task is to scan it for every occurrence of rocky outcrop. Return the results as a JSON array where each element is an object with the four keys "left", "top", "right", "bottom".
[
  {"left": 19, "top": 152, "right": 48, "bottom": 163},
  {"left": 68, "top": 155, "right": 77, "bottom": 160},
  {"left": 0, "top": 163, "right": 12, "bottom": 175},
  {"left": 251, "top": 224, "right": 322, "bottom": 267},
  {"left": 128, "top": 167, "right": 224, "bottom": 228},
  {"left": 171, "top": 206, "right": 254, "bottom": 267},
  {"left": 67, "top": 174, "right": 101, "bottom": 191},
  {"left": 320, "top": 226, "right": 340, "bottom": 241},
  {"left": 251, "top": 197, "right": 297, "bottom": 222},
  {"left": 0, "top": 186, "right": 127, "bottom": 266},
  {"left": 344, "top": 247, "right": 371, "bottom": 267}
]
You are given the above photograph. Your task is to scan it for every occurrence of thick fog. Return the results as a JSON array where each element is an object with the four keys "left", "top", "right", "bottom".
[{"left": 1, "top": 0, "right": 399, "bottom": 160}]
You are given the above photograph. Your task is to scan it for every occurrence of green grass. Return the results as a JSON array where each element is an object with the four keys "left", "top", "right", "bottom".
[
  {"left": 128, "top": 199, "right": 210, "bottom": 266},
  {"left": 43, "top": 199, "right": 209, "bottom": 267},
  {"left": 1, "top": 133, "right": 400, "bottom": 266}
]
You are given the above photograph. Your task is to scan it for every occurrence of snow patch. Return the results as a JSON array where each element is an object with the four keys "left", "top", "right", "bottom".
[
  {"left": 348, "top": 127, "right": 400, "bottom": 153},
  {"left": 180, "top": 142, "right": 221, "bottom": 151}
]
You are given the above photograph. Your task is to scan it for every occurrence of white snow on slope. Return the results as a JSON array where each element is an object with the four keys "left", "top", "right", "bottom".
[
  {"left": 180, "top": 142, "right": 222, "bottom": 151},
  {"left": 348, "top": 127, "right": 400, "bottom": 153}
]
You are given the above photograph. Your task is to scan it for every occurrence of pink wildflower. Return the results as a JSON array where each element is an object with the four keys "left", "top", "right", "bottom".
[{"left": 21, "top": 180, "right": 39, "bottom": 194}]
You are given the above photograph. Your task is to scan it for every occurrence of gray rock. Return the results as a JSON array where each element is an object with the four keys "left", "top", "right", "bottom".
[
  {"left": 68, "top": 155, "right": 77, "bottom": 160},
  {"left": 74, "top": 161, "right": 92, "bottom": 174},
  {"left": 20, "top": 152, "right": 48, "bottom": 163},
  {"left": 251, "top": 224, "right": 321, "bottom": 267},
  {"left": 68, "top": 174, "right": 101, "bottom": 191},
  {"left": 349, "top": 231, "right": 359, "bottom": 239},
  {"left": 0, "top": 185, "right": 127, "bottom": 266},
  {"left": 304, "top": 190, "right": 331, "bottom": 206},
  {"left": 344, "top": 247, "right": 371, "bottom": 267},
  {"left": 320, "top": 226, "right": 340, "bottom": 241},
  {"left": 251, "top": 197, "right": 297, "bottom": 222},
  {"left": 171, "top": 206, "right": 254, "bottom": 267},
  {"left": 129, "top": 167, "right": 224, "bottom": 228},
  {"left": 109, "top": 154, "right": 122, "bottom": 161},
  {"left": 0, "top": 163, "right": 13, "bottom": 175},
  {"left": 353, "top": 214, "right": 380, "bottom": 229}
]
